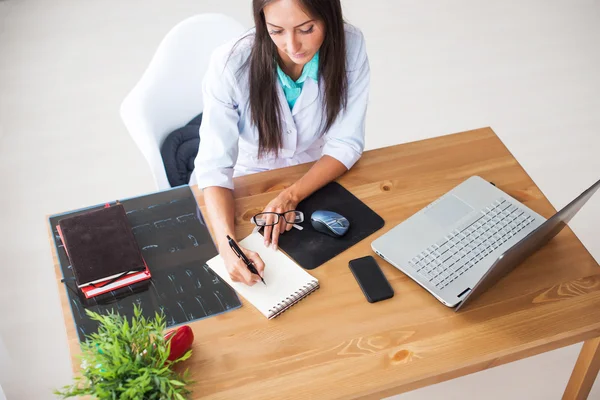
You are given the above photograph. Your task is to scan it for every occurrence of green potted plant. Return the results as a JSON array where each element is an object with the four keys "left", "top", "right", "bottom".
[{"left": 55, "top": 305, "right": 194, "bottom": 399}]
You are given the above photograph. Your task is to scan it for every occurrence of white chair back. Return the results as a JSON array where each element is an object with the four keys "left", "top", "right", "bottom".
[{"left": 120, "top": 14, "right": 245, "bottom": 189}]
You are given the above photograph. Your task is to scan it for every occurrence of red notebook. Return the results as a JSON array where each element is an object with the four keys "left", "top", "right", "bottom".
[{"left": 79, "top": 260, "right": 151, "bottom": 299}]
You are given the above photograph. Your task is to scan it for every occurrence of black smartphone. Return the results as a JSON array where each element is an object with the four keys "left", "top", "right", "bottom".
[{"left": 348, "top": 256, "right": 394, "bottom": 303}]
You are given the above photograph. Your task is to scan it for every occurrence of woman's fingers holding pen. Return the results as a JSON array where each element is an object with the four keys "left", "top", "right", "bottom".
[
  {"left": 235, "top": 247, "right": 265, "bottom": 285},
  {"left": 246, "top": 250, "right": 265, "bottom": 278},
  {"left": 232, "top": 258, "right": 256, "bottom": 285},
  {"left": 223, "top": 245, "right": 256, "bottom": 286}
]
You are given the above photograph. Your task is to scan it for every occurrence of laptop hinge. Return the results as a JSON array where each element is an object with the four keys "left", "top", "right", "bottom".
[{"left": 458, "top": 288, "right": 471, "bottom": 298}]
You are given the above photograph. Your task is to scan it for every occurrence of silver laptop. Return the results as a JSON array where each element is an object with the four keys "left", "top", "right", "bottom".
[{"left": 371, "top": 175, "right": 600, "bottom": 310}]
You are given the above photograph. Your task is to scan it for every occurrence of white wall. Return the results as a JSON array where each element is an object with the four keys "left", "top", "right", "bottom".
[{"left": 0, "top": 335, "right": 9, "bottom": 400}]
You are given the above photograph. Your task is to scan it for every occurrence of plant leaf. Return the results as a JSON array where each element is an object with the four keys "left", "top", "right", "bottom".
[{"left": 54, "top": 305, "right": 192, "bottom": 398}]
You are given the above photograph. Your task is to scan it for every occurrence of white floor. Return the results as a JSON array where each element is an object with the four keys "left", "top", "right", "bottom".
[{"left": 1, "top": 0, "right": 599, "bottom": 399}]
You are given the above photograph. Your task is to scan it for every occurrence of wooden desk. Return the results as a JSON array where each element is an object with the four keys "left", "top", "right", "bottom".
[{"left": 52, "top": 127, "right": 600, "bottom": 399}]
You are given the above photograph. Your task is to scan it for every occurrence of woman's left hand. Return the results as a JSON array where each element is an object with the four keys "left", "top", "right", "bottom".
[{"left": 262, "top": 190, "right": 299, "bottom": 249}]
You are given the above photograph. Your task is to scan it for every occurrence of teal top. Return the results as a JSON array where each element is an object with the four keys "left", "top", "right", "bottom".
[{"left": 276, "top": 51, "right": 319, "bottom": 109}]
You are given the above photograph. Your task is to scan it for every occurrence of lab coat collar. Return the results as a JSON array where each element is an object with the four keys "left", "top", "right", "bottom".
[{"left": 291, "top": 77, "right": 319, "bottom": 116}]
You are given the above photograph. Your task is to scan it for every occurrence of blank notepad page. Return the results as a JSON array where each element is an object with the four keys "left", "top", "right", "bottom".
[{"left": 206, "top": 232, "right": 319, "bottom": 319}]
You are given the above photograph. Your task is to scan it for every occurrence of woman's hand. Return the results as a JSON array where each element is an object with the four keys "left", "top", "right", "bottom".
[
  {"left": 219, "top": 239, "right": 265, "bottom": 286},
  {"left": 262, "top": 190, "right": 299, "bottom": 249}
]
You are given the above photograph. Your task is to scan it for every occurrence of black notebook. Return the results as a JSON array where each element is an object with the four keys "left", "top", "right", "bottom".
[{"left": 58, "top": 204, "right": 146, "bottom": 287}]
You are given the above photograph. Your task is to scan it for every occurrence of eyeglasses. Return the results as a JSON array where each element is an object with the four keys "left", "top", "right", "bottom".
[{"left": 251, "top": 210, "right": 304, "bottom": 230}]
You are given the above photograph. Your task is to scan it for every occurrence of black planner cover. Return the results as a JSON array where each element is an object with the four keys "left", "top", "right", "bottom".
[
  {"left": 58, "top": 204, "right": 145, "bottom": 287},
  {"left": 269, "top": 182, "right": 385, "bottom": 270}
]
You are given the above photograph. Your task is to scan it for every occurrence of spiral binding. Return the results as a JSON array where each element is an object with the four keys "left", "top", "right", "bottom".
[{"left": 267, "top": 280, "right": 320, "bottom": 319}]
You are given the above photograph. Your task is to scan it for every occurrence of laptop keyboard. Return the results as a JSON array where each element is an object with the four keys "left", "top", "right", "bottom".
[{"left": 407, "top": 198, "right": 536, "bottom": 290}]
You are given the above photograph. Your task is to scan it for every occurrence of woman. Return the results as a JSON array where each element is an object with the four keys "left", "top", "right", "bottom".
[{"left": 194, "top": 0, "right": 370, "bottom": 285}]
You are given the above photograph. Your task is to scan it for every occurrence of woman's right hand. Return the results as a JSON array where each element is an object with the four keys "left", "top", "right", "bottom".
[
  {"left": 203, "top": 187, "right": 265, "bottom": 286},
  {"left": 219, "top": 241, "right": 265, "bottom": 286}
]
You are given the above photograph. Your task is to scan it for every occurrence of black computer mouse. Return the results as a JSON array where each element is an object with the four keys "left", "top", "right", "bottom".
[{"left": 310, "top": 210, "right": 350, "bottom": 238}]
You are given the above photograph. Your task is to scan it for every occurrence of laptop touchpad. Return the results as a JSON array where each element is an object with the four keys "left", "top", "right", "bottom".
[{"left": 424, "top": 194, "right": 474, "bottom": 228}]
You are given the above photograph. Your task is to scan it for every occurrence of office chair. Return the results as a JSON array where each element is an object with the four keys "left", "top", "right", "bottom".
[{"left": 120, "top": 14, "right": 245, "bottom": 190}]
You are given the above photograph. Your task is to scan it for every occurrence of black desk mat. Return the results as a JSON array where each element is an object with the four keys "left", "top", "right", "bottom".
[
  {"left": 49, "top": 186, "right": 241, "bottom": 342},
  {"left": 270, "top": 182, "right": 385, "bottom": 270}
]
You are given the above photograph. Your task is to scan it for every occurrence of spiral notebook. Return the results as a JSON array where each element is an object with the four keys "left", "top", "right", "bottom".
[{"left": 206, "top": 232, "right": 319, "bottom": 319}]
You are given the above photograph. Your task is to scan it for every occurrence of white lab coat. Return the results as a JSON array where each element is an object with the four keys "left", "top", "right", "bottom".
[{"left": 194, "top": 24, "right": 370, "bottom": 190}]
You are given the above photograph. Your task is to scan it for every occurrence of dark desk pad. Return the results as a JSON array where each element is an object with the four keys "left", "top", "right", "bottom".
[
  {"left": 49, "top": 186, "right": 241, "bottom": 342},
  {"left": 269, "top": 182, "right": 385, "bottom": 270}
]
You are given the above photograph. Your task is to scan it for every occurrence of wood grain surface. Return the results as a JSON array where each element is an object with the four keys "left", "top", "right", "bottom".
[{"left": 51, "top": 127, "right": 600, "bottom": 399}]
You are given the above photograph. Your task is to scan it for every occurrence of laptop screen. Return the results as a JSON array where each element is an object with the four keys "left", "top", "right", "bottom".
[{"left": 456, "top": 178, "right": 600, "bottom": 311}]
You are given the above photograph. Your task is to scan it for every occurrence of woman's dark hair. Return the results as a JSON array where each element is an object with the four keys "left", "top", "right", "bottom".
[{"left": 236, "top": 0, "right": 347, "bottom": 157}]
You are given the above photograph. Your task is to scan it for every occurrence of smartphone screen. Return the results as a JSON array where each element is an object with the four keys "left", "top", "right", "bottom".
[{"left": 348, "top": 256, "right": 394, "bottom": 303}]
